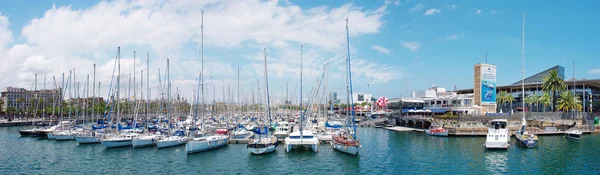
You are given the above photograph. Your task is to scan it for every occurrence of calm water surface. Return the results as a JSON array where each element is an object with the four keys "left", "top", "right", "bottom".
[{"left": 1, "top": 126, "right": 599, "bottom": 174}]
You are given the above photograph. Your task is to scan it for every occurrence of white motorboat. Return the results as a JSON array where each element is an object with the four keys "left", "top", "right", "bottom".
[
  {"left": 484, "top": 119, "right": 510, "bottom": 149},
  {"left": 316, "top": 129, "right": 337, "bottom": 142},
  {"left": 284, "top": 130, "right": 318, "bottom": 153},
  {"left": 273, "top": 122, "right": 291, "bottom": 140},
  {"left": 566, "top": 129, "right": 582, "bottom": 140},
  {"left": 247, "top": 136, "right": 278, "bottom": 155},
  {"left": 230, "top": 128, "right": 252, "bottom": 139},
  {"left": 186, "top": 135, "right": 229, "bottom": 153},
  {"left": 101, "top": 133, "right": 140, "bottom": 148}
]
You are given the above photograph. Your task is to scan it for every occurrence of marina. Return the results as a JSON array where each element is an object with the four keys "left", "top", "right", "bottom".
[{"left": 2, "top": 126, "right": 600, "bottom": 174}]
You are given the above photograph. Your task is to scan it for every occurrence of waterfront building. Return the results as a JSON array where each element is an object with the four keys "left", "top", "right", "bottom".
[
  {"left": 1, "top": 87, "right": 61, "bottom": 114},
  {"left": 455, "top": 65, "right": 600, "bottom": 113}
]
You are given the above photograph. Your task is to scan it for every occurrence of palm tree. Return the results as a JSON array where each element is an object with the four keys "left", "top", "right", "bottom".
[
  {"left": 524, "top": 94, "right": 538, "bottom": 113},
  {"left": 540, "top": 92, "right": 551, "bottom": 112},
  {"left": 557, "top": 91, "right": 582, "bottom": 112},
  {"left": 497, "top": 91, "right": 508, "bottom": 111},
  {"left": 542, "top": 69, "right": 567, "bottom": 112},
  {"left": 505, "top": 93, "right": 515, "bottom": 112}
]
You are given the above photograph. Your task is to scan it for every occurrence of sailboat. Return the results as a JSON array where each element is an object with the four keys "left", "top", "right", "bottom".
[
  {"left": 186, "top": 11, "right": 229, "bottom": 153},
  {"left": 101, "top": 47, "right": 141, "bottom": 148},
  {"left": 515, "top": 12, "right": 538, "bottom": 148},
  {"left": 55, "top": 70, "right": 82, "bottom": 141},
  {"left": 284, "top": 45, "right": 319, "bottom": 153},
  {"left": 156, "top": 59, "right": 187, "bottom": 148},
  {"left": 231, "top": 67, "right": 253, "bottom": 139},
  {"left": 19, "top": 74, "right": 40, "bottom": 137},
  {"left": 331, "top": 18, "right": 361, "bottom": 156},
  {"left": 247, "top": 48, "right": 278, "bottom": 155}
]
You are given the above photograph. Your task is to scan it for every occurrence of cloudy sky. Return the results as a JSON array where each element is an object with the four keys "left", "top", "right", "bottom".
[{"left": 0, "top": 0, "right": 599, "bottom": 103}]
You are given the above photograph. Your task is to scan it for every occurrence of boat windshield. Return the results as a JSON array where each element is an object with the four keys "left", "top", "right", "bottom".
[{"left": 490, "top": 121, "right": 507, "bottom": 129}]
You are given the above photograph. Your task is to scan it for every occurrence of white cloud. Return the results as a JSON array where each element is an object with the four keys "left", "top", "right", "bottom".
[
  {"left": 589, "top": 68, "right": 600, "bottom": 74},
  {"left": 476, "top": 9, "right": 482, "bottom": 14},
  {"left": 0, "top": 0, "right": 401, "bottom": 99},
  {"left": 400, "top": 41, "right": 420, "bottom": 52},
  {"left": 425, "top": 9, "right": 441, "bottom": 16},
  {"left": 409, "top": 3, "right": 423, "bottom": 13},
  {"left": 371, "top": 45, "right": 390, "bottom": 54},
  {"left": 446, "top": 4, "right": 458, "bottom": 10},
  {"left": 491, "top": 10, "right": 497, "bottom": 14},
  {"left": 445, "top": 33, "right": 464, "bottom": 40}
]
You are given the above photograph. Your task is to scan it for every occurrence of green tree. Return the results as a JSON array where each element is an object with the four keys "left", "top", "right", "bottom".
[
  {"left": 542, "top": 69, "right": 567, "bottom": 112},
  {"left": 17, "top": 97, "right": 24, "bottom": 117},
  {"left": 524, "top": 94, "right": 538, "bottom": 112},
  {"left": 0, "top": 98, "right": 4, "bottom": 115},
  {"left": 540, "top": 92, "right": 551, "bottom": 112},
  {"left": 557, "top": 91, "right": 582, "bottom": 112}
]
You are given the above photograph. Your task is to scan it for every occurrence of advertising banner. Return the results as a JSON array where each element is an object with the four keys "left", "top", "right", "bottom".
[{"left": 481, "top": 65, "right": 496, "bottom": 105}]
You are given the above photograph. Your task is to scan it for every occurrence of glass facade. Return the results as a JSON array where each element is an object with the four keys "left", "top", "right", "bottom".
[{"left": 512, "top": 65, "right": 564, "bottom": 85}]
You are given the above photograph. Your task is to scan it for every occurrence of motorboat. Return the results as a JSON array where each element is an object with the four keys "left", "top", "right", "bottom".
[
  {"left": 484, "top": 119, "right": 510, "bottom": 149},
  {"left": 425, "top": 126, "right": 448, "bottom": 137},
  {"left": 566, "top": 129, "right": 582, "bottom": 140},
  {"left": 273, "top": 122, "right": 291, "bottom": 140}
]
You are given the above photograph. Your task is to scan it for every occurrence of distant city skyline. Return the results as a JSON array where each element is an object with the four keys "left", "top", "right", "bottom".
[{"left": 0, "top": 0, "right": 598, "bottom": 101}]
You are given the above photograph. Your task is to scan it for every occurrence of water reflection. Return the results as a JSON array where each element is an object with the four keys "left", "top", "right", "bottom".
[{"left": 484, "top": 150, "right": 508, "bottom": 174}]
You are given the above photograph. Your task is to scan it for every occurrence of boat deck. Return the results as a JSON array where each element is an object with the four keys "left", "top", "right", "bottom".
[
  {"left": 228, "top": 134, "right": 253, "bottom": 144},
  {"left": 384, "top": 126, "right": 425, "bottom": 132}
]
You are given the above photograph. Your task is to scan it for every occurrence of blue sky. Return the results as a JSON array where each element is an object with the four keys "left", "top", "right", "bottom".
[{"left": 0, "top": 0, "right": 599, "bottom": 102}]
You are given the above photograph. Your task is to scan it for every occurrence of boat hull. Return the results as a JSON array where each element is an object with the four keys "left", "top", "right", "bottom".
[
  {"left": 75, "top": 136, "right": 101, "bottom": 144},
  {"left": 566, "top": 133, "right": 581, "bottom": 140},
  {"left": 54, "top": 134, "right": 75, "bottom": 141},
  {"left": 186, "top": 137, "right": 228, "bottom": 153},
  {"left": 19, "top": 130, "right": 36, "bottom": 137},
  {"left": 132, "top": 138, "right": 157, "bottom": 148},
  {"left": 101, "top": 139, "right": 132, "bottom": 148},
  {"left": 332, "top": 143, "right": 360, "bottom": 155},
  {"left": 425, "top": 130, "right": 449, "bottom": 137},
  {"left": 156, "top": 138, "right": 187, "bottom": 148},
  {"left": 515, "top": 134, "right": 538, "bottom": 148},
  {"left": 284, "top": 139, "right": 318, "bottom": 153},
  {"left": 316, "top": 133, "right": 332, "bottom": 141},
  {"left": 248, "top": 144, "right": 276, "bottom": 154},
  {"left": 47, "top": 133, "right": 56, "bottom": 140}
]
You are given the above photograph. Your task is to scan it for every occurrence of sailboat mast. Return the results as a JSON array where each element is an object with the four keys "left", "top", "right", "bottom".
[
  {"left": 92, "top": 64, "right": 96, "bottom": 127},
  {"left": 146, "top": 53, "right": 150, "bottom": 129},
  {"left": 521, "top": 12, "right": 525, "bottom": 121},
  {"left": 264, "top": 48, "right": 272, "bottom": 127},
  {"left": 346, "top": 18, "right": 357, "bottom": 139},
  {"left": 117, "top": 47, "right": 121, "bottom": 133},
  {"left": 43, "top": 74, "right": 46, "bottom": 124},
  {"left": 200, "top": 10, "right": 205, "bottom": 128},
  {"left": 167, "top": 59, "right": 171, "bottom": 135},
  {"left": 300, "top": 45, "right": 304, "bottom": 134},
  {"left": 238, "top": 66, "right": 240, "bottom": 115}
]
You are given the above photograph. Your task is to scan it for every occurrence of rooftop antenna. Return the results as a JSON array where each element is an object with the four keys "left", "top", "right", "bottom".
[{"left": 485, "top": 51, "right": 488, "bottom": 64}]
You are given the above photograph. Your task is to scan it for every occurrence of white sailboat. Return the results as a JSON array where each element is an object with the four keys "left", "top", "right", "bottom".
[
  {"left": 156, "top": 59, "right": 187, "bottom": 148},
  {"left": 101, "top": 47, "right": 139, "bottom": 148},
  {"left": 285, "top": 45, "right": 319, "bottom": 153},
  {"left": 514, "top": 12, "right": 538, "bottom": 148},
  {"left": 247, "top": 48, "right": 278, "bottom": 155},
  {"left": 186, "top": 11, "right": 229, "bottom": 153},
  {"left": 331, "top": 18, "right": 361, "bottom": 156}
]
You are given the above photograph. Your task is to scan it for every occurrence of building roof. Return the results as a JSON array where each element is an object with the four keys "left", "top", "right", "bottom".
[
  {"left": 512, "top": 65, "right": 564, "bottom": 85},
  {"left": 456, "top": 79, "right": 600, "bottom": 94}
]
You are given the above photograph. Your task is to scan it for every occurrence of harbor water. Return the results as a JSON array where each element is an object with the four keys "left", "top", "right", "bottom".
[{"left": 1, "top": 126, "right": 599, "bottom": 174}]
